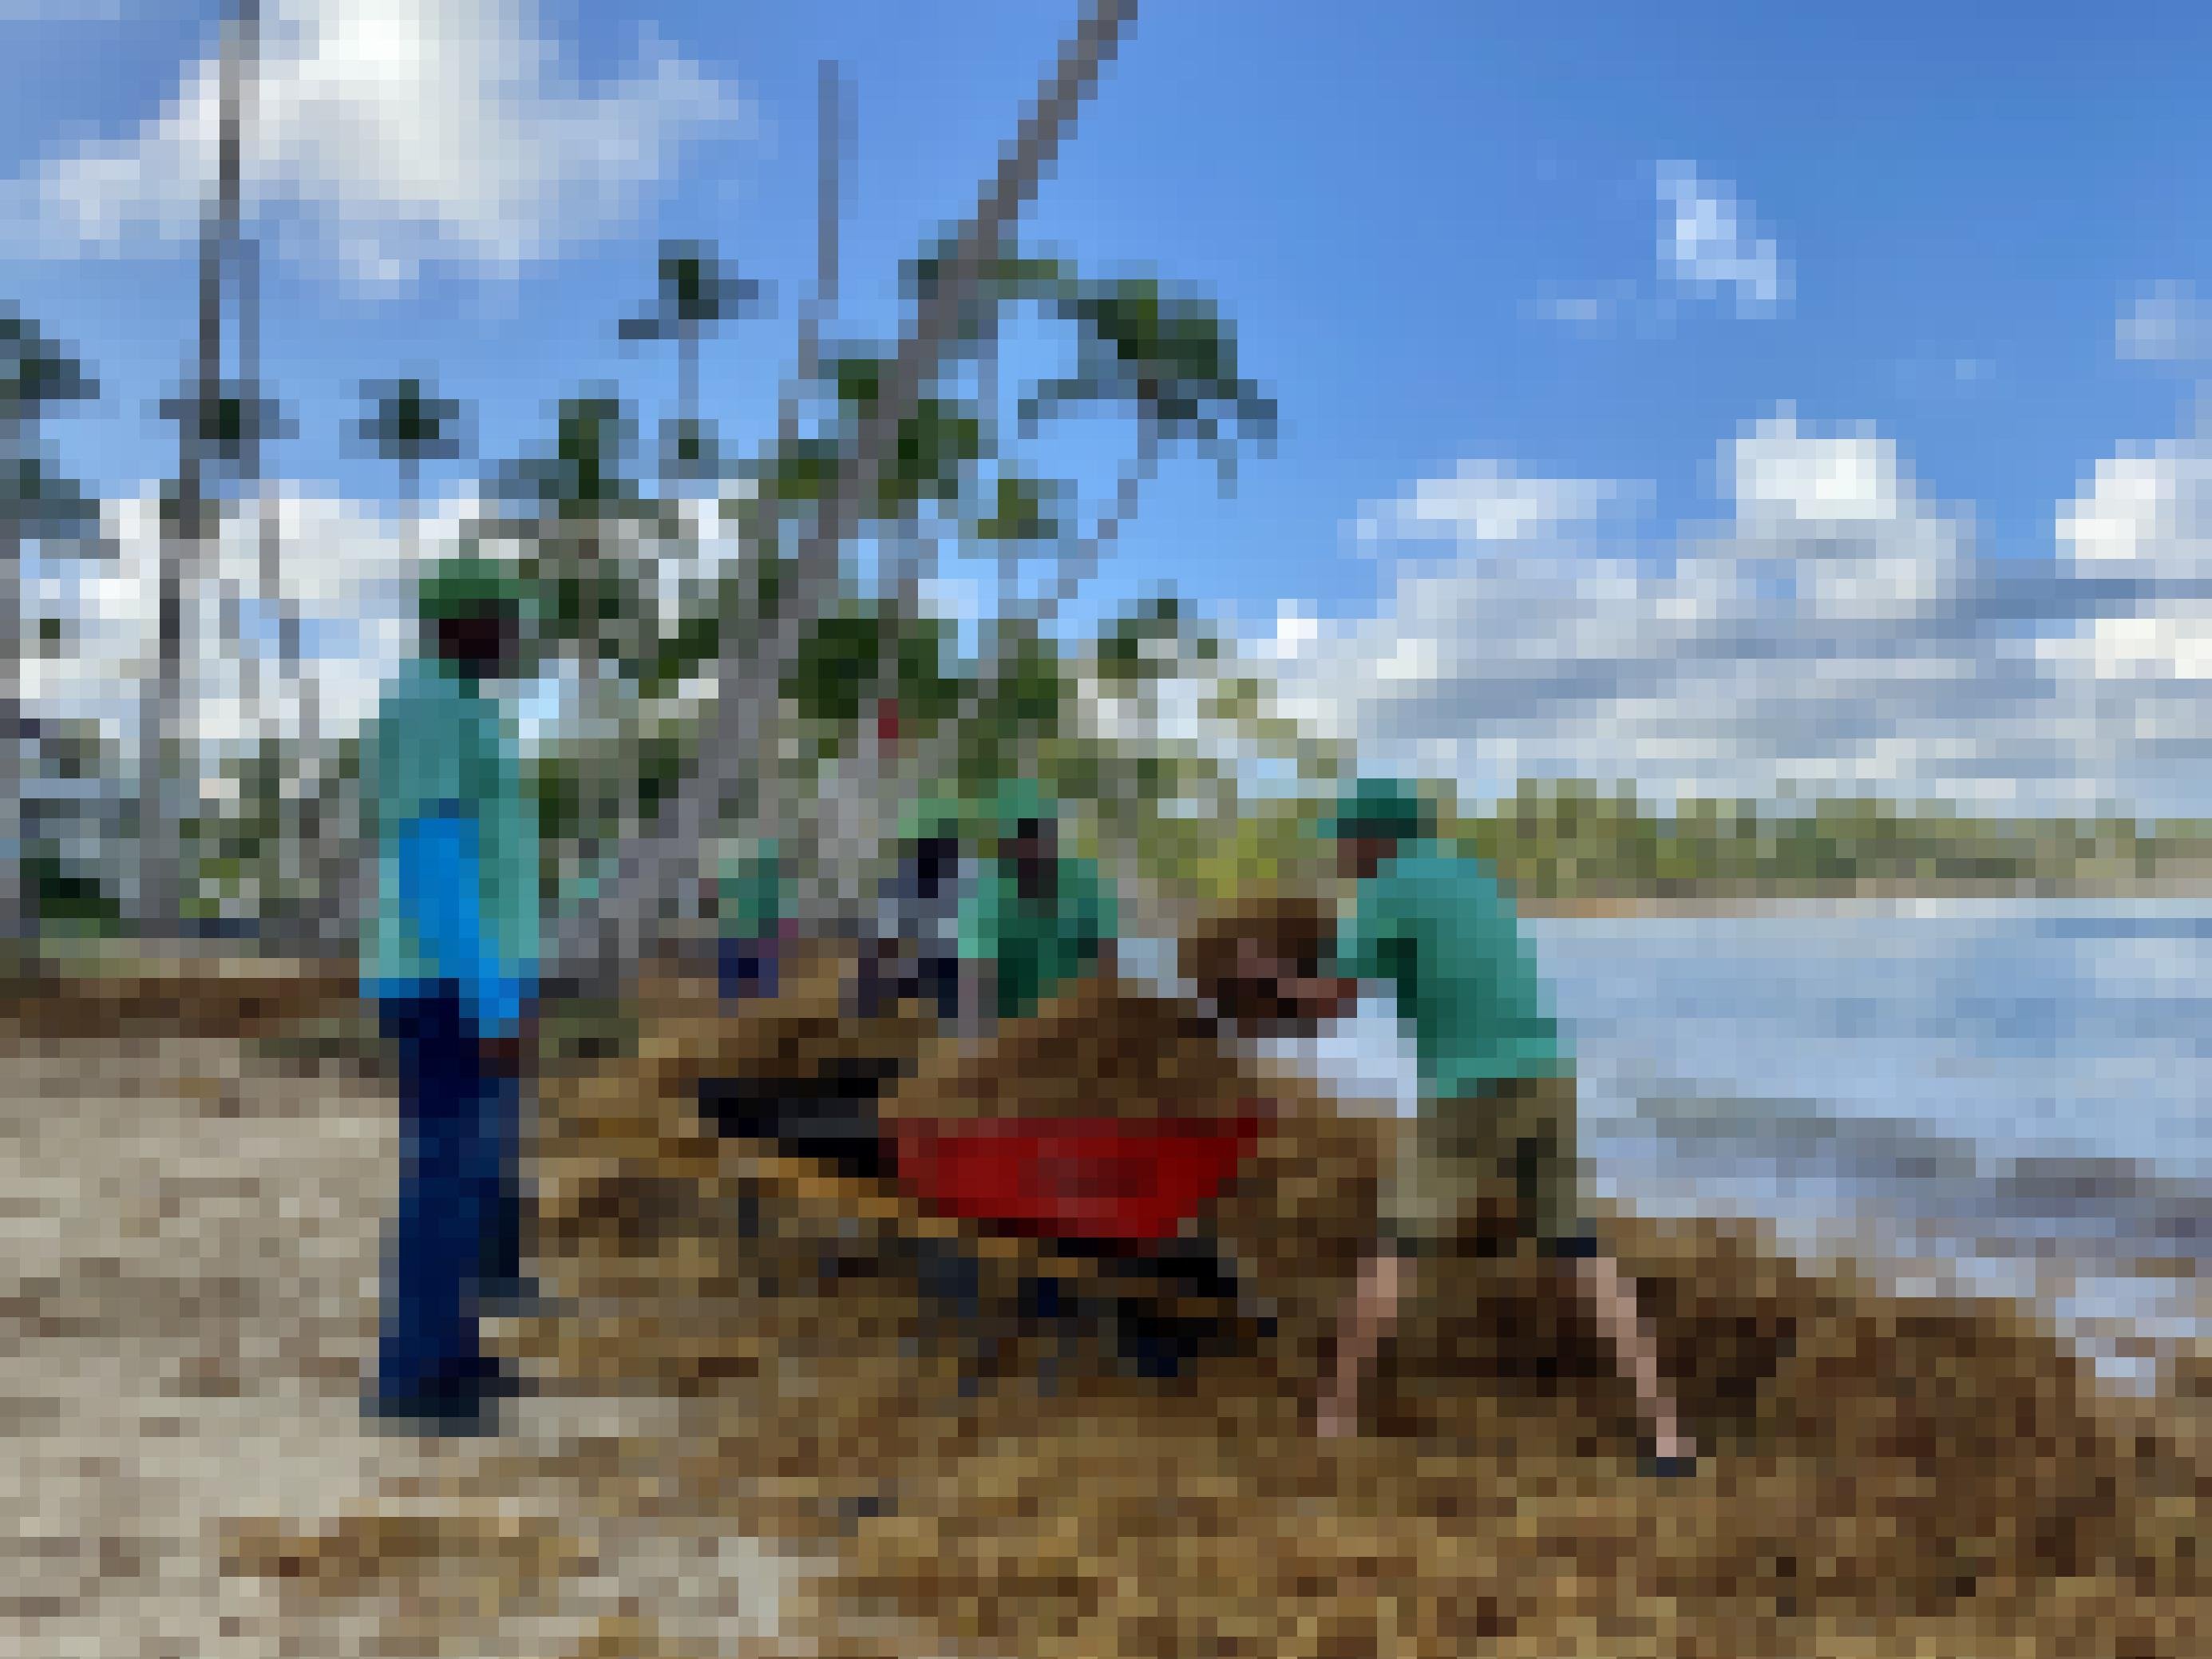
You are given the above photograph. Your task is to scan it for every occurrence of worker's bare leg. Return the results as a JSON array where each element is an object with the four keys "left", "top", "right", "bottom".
[
  {"left": 1316, "top": 1247, "right": 1406, "bottom": 1439},
  {"left": 1571, "top": 1249, "right": 1696, "bottom": 1462}
]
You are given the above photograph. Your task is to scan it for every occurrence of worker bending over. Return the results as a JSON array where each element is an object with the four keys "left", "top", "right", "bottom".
[{"left": 1314, "top": 778, "right": 1697, "bottom": 1475}]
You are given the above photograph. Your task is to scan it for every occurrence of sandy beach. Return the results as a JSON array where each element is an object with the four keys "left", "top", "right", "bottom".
[
  {"left": 0, "top": 1023, "right": 923, "bottom": 1659},
  {"left": 5, "top": 960, "right": 2207, "bottom": 1657}
]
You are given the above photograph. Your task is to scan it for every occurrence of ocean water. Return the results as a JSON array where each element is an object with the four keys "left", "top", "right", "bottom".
[{"left": 1244, "top": 897, "right": 2212, "bottom": 1389}]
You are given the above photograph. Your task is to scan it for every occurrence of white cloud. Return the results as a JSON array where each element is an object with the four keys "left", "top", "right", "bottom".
[
  {"left": 2115, "top": 280, "right": 2212, "bottom": 364},
  {"left": 2058, "top": 432, "right": 2212, "bottom": 578},
  {"left": 1527, "top": 279, "right": 1637, "bottom": 331},
  {"left": 22, "top": 481, "right": 465, "bottom": 762},
  {"left": 1271, "top": 411, "right": 2212, "bottom": 818},
  {"left": 1533, "top": 161, "right": 1790, "bottom": 332},
  {"left": 1727, "top": 410, "right": 1913, "bottom": 530},
  {"left": 5, "top": 0, "right": 750, "bottom": 289},
  {"left": 1655, "top": 160, "right": 1788, "bottom": 319},
  {"left": 2052, "top": 427, "right": 2212, "bottom": 683},
  {"left": 1351, "top": 458, "right": 1646, "bottom": 548}
]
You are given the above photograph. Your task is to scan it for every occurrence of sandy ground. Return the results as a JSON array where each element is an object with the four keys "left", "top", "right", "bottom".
[{"left": 0, "top": 1028, "right": 865, "bottom": 1659}]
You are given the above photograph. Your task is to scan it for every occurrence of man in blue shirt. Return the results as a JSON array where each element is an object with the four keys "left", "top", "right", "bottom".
[
  {"left": 358, "top": 556, "right": 542, "bottom": 1435},
  {"left": 1312, "top": 778, "right": 1696, "bottom": 1475}
]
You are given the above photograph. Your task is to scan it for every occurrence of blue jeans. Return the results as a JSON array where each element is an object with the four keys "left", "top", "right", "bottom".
[
  {"left": 718, "top": 935, "right": 782, "bottom": 1002},
  {"left": 374, "top": 987, "right": 523, "bottom": 1414}
]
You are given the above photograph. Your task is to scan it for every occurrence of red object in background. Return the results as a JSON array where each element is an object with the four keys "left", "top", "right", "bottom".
[
  {"left": 888, "top": 1111, "right": 1267, "bottom": 1245},
  {"left": 876, "top": 699, "right": 900, "bottom": 747}
]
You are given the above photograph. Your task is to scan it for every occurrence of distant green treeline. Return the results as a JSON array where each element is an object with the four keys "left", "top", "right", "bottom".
[
  {"left": 1201, "top": 778, "right": 2212, "bottom": 905},
  {"left": 1460, "top": 781, "right": 2212, "bottom": 900}
]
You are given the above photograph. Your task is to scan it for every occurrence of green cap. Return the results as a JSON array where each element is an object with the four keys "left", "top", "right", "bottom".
[
  {"left": 897, "top": 794, "right": 965, "bottom": 843},
  {"left": 1321, "top": 776, "right": 1434, "bottom": 843},
  {"left": 417, "top": 555, "right": 532, "bottom": 624},
  {"left": 987, "top": 778, "right": 1054, "bottom": 836}
]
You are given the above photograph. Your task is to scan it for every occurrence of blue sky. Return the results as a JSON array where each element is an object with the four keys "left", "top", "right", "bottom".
[{"left": 10, "top": 0, "right": 2212, "bottom": 811}]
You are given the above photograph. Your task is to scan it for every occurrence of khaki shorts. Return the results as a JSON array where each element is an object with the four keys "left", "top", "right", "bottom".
[{"left": 1380, "top": 1073, "right": 1596, "bottom": 1259}]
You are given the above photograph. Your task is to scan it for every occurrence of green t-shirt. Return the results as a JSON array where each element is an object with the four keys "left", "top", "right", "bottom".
[
  {"left": 1332, "top": 845, "right": 1566, "bottom": 1096},
  {"left": 359, "top": 655, "right": 540, "bottom": 1013},
  {"left": 957, "top": 855, "right": 1118, "bottom": 1022},
  {"left": 718, "top": 844, "right": 787, "bottom": 938}
]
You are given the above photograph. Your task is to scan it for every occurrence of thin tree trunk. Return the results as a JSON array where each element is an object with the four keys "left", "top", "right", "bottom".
[
  {"left": 558, "top": 1, "right": 1137, "bottom": 984},
  {"left": 1, "top": 414, "right": 23, "bottom": 948},
  {"left": 679, "top": 320, "right": 698, "bottom": 492},
  {"left": 143, "top": 0, "right": 245, "bottom": 937}
]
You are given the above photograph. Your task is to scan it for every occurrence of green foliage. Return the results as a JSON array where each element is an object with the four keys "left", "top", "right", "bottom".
[
  {"left": 160, "top": 382, "right": 292, "bottom": 474},
  {"left": 941, "top": 625, "right": 1075, "bottom": 795},
  {"left": 23, "top": 852, "right": 120, "bottom": 929},
  {"left": 783, "top": 601, "right": 967, "bottom": 737},
  {"left": 1171, "top": 778, "right": 2212, "bottom": 909},
  {"left": 619, "top": 240, "right": 764, "bottom": 340},
  {"left": 891, "top": 615, "right": 968, "bottom": 731},
  {"left": 354, "top": 377, "right": 467, "bottom": 470},
  {"left": 1097, "top": 593, "right": 1219, "bottom": 691},
  {"left": 788, "top": 605, "right": 889, "bottom": 729},
  {"left": 517, "top": 551, "right": 647, "bottom": 657},
  {"left": 1446, "top": 780, "right": 2193, "bottom": 900},
  {"left": 825, "top": 354, "right": 888, "bottom": 414},
  {"left": 2, "top": 311, "right": 101, "bottom": 548},
  {"left": 880, "top": 399, "right": 984, "bottom": 517},
  {"left": 2, "top": 308, "right": 98, "bottom": 420},
  {"left": 1029, "top": 275, "right": 1276, "bottom": 467},
  {"left": 2, "top": 453, "right": 100, "bottom": 543},
  {"left": 527, "top": 756, "right": 584, "bottom": 849},
  {"left": 640, "top": 608, "right": 722, "bottom": 703},
  {"left": 758, "top": 438, "right": 844, "bottom": 507},
  {"left": 495, "top": 393, "right": 647, "bottom": 525},
  {"left": 634, "top": 727, "right": 694, "bottom": 818},
  {"left": 902, "top": 243, "right": 1276, "bottom": 473},
  {"left": 971, "top": 472, "right": 1063, "bottom": 544}
]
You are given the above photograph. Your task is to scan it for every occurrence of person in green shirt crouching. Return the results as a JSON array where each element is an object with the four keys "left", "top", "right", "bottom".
[
  {"left": 954, "top": 781, "right": 1118, "bottom": 1037},
  {"left": 1312, "top": 778, "right": 1698, "bottom": 1477}
]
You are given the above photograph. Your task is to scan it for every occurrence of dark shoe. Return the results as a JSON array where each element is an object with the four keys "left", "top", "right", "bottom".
[
  {"left": 1638, "top": 1452, "right": 1700, "bottom": 1480},
  {"left": 473, "top": 1281, "right": 565, "bottom": 1318},
  {"left": 363, "top": 1385, "right": 499, "bottom": 1438}
]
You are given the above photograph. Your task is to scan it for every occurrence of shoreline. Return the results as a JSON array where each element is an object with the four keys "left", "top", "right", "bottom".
[{"left": 1518, "top": 881, "right": 2212, "bottom": 918}]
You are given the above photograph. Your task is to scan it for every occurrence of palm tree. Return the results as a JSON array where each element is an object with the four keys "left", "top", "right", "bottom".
[
  {"left": 558, "top": 0, "right": 1142, "bottom": 986},
  {"left": 1, "top": 309, "right": 100, "bottom": 945},
  {"left": 137, "top": 0, "right": 255, "bottom": 936},
  {"left": 620, "top": 240, "right": 765, "bottom": 494},
  {"left": 354, "top": 377, "right": 469, "bottom": 568}
]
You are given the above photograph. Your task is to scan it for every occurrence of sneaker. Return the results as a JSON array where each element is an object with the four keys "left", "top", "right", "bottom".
[
  {"left": 363, "top": 1385, "right": 499, "bottom": 1438},
  {"left": 473, "top": 1280, "right": 565, "bottom": 1319}
]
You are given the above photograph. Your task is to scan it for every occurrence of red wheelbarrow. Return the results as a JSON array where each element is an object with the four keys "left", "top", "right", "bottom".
[
  {"left": 697, "top": 1071, "right": 1273, "bottom": 1380},
  {"left": 886, "top": 1111, "right": 1269, "bottom": 1247},
  {"left": 888, "top": 1108, "right": 1275, "bottom": 1383}
]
